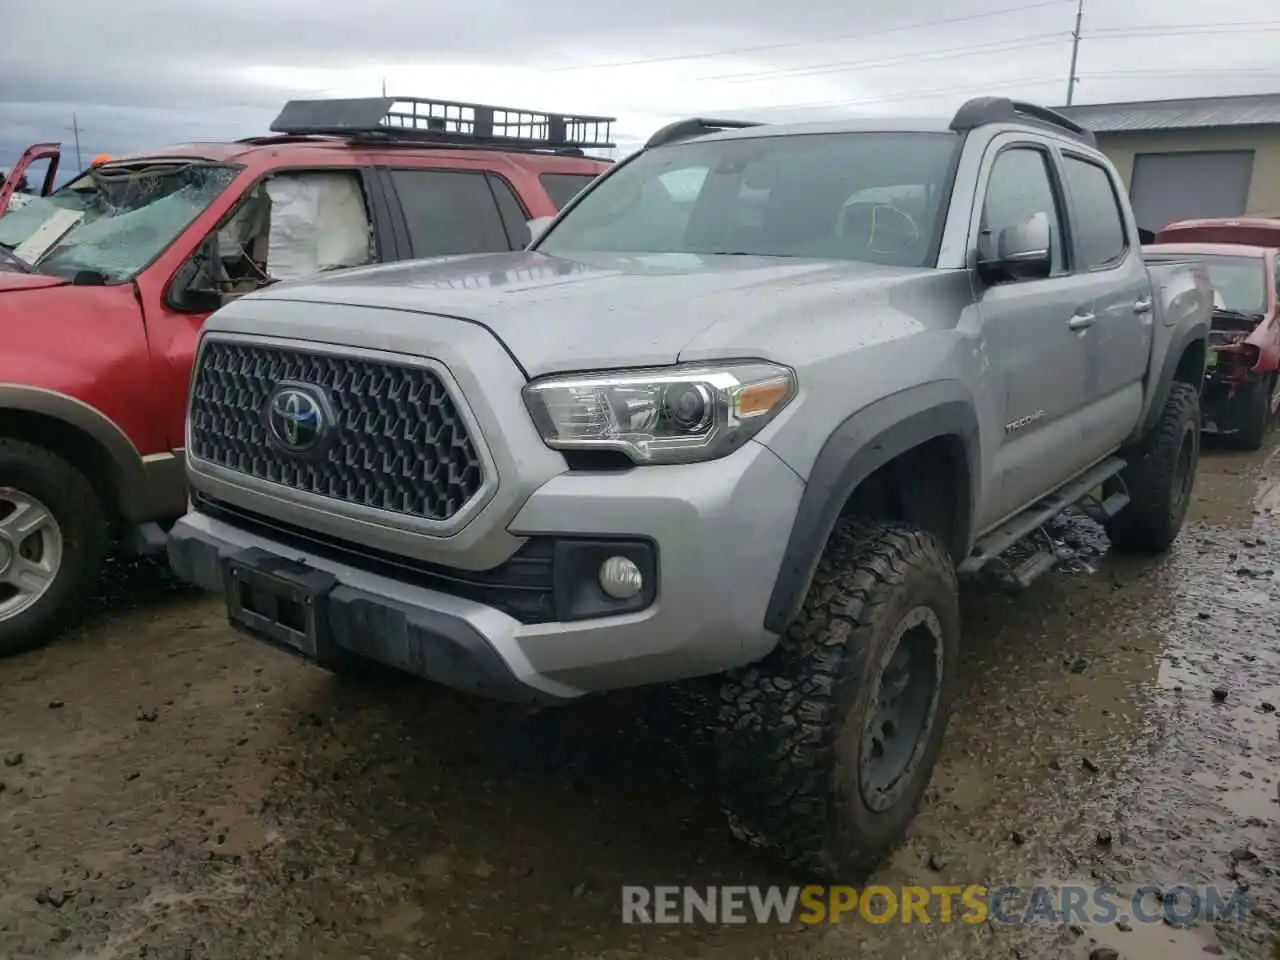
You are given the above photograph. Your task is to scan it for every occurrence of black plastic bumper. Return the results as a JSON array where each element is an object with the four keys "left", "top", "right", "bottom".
[{"left": 167, "top": 520, "right": 558, "bottom": 704}]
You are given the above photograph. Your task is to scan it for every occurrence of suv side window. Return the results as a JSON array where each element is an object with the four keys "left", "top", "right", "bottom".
[
  {"left": 980, "top": 147, "right": 1066, "bottom": 277},
  {"left": 1061, "top": 155, "right": 1128, "bottom": 269},
  {"left": 389, "top": 169, "right": 510, "bottom": 258}
]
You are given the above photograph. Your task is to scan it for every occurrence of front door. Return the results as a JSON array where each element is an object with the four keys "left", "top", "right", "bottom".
[
  {"left": 136, "top": 166, "right": 382, "bottom": 452},
  {"left": 1058, "top": 151, "right": 1152, "bottom": 463},
  {"left": 0, "top": 143, "right": 60, "bottom": 215},
  {"left": 971, "top": 139, "right": 1096, "bottom": 531}
]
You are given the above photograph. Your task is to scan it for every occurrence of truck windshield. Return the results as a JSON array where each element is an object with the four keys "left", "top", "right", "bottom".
[
  {"left": 1201, "top": 256, "right": 1268, "bottom": 315},
  {"left": 0, "top": 162, "right": 238, "bottom": 282},
  {"left": 536, "top": 131, "right": 959, "bottom": 267}
]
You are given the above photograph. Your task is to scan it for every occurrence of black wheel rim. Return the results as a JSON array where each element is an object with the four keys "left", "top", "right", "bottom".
[{"left": 858, "top": 605, "right": 944, "bottom": 813}]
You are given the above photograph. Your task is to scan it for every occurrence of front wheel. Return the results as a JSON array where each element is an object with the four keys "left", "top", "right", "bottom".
[
  {"left": 0, "top": 440, "right": 108, "bottom": 658},
  {"left": 716, "top": 519, "right": 960, "bottom": 879},
  {"left": 1104, "top": 381, "right": 1201, "bottom": 553}
]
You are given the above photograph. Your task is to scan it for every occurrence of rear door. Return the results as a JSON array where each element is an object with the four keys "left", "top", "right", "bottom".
[
  {"left": 381, "top": 167, "right": 529, "bottom": 259},
  {"left": 1057, "top": 150, "right": 1153, "bottom": 464},
  {"left": 971, "top": 136, "right": 1095, "bottom": 530}
]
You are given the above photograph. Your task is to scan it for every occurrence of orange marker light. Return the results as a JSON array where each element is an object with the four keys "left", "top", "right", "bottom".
[{"left": 735, "top": 377, "right": 792, "bottom": 418}]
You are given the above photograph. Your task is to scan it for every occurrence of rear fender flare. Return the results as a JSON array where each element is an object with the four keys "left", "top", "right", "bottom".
[
  {"left": 1137, "top": 320, "right": 1209, "bottom": 438},
  {"left": 762, "top": 381, "right": 980, "bottom": 634}
]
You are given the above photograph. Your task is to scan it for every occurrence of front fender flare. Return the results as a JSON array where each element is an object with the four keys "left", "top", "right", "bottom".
[
  {"left": 763, "top": 381, "right": 980, "bottom": 634},
  {"left": 0, "top": 383, "right": 150, "bottom": 519}
]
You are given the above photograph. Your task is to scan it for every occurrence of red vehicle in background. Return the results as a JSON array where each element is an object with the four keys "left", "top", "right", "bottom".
[
  {"left": 0, "top": 96, "right": 613, "bottom": 656},
  {"left": 1144, "top": 217, "right": 1280, "bottom": 449}
]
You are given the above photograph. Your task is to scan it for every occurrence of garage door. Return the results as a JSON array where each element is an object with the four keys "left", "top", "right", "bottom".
[{"left": 1130, "top": 150, "right": 1254, "bottom": 230}]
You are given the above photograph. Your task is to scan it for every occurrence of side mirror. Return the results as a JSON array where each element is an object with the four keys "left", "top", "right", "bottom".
[
  {"left": 979, "top": 212, "right": 1052, "bottom": 283},
  {"left": 169, "top": 234, "right": 224, "bottom": 312},
  {"left": 526, "top": 216, "right": 555, "bottom": 244}
]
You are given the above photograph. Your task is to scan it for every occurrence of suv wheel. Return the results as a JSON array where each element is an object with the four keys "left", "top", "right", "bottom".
[
  {"left": 0, "top": 440, "right": 107, "bottom": 658},
  {"left": 716, "top": 519, "right": 959, "bottom": 879},
  {"left": 1104, "top": 381, "right": 1201, "bottom": 553},
  {"left": 1232, "top": 372, "right": 1277, "bottom": 452}
]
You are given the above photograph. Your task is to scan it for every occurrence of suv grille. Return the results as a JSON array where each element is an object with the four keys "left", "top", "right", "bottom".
[{"left": 189, "top": 341, "right": 485, "bottom": 521}]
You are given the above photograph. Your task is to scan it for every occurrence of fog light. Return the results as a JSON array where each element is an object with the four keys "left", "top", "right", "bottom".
[{"left": 598, "top": 555, "right": 643, "bottom": 600}]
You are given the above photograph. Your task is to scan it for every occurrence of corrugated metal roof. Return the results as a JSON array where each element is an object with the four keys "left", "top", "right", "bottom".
[{"left": 1056, "top": 92, "right": 1280, "bottom": 133}]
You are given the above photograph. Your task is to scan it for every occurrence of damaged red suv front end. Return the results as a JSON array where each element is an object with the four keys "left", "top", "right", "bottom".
[{"left": 1145, "top": 219, "right": 1280, "bottom": 448}]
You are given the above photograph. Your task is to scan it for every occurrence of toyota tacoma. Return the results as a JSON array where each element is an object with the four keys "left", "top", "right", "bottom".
[{"left": 167, "top": 97, "right": 1213, "bottom": 878}]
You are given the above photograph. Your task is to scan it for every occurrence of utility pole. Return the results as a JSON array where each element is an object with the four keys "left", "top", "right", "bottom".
[
  {"left": 381, "top": 76, "right": 387, "bottom": 97},
  {"left": 70, "top": 113, "right": 83, "bottom": 171},
  {"left": 1065, "top": 0, "right": 1084, "bottom": 106}
]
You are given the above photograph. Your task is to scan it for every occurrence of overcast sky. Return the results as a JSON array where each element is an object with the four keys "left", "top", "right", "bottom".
[{"left": 2, "top": 0, "right": 1278, "bottom": 177}]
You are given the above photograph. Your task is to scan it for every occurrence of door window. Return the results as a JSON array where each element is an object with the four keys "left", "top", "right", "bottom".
[
  {"left": 1061, "top": 155, "right": 1128, "bottom": 269},
  {"left": 389, "top": 169, "right": 510, "bottom": 258},
  {"left": 980, "top": 147, "right": 1066, "bottom": 276}
]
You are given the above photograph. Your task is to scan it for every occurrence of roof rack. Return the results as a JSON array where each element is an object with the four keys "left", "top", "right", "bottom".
[
  {"left": 265, "top": 96, "right": 616, "bottom": 153},
  {"left": 644, "top": 117, "right": 765, "bottom": 149},
  {"left": 949, "top": 97, "right": 1096, "bottom": 146}
]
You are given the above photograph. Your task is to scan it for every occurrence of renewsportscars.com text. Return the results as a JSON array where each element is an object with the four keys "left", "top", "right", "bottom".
[{"left": 621, "top": 884, "right": 1250, "bottom": 926}]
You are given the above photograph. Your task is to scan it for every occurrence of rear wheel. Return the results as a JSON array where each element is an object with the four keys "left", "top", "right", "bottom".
[
  {"left": 716, "top": 519, "right": 960, "bottom": 879},
  {"left": 1105, "top": 382, "right": 1201, "bottom": 553},
  {"left": 1233, "top": 372, "right": 1277, "bottom": 451},
  {"left": 0, "top": 440, "right": 108, "bottom": 657}
]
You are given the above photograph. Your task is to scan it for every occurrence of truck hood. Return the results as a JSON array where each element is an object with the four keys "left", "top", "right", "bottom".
[{"left": 248, "top": 251, "right": 931, "bottom": 376}]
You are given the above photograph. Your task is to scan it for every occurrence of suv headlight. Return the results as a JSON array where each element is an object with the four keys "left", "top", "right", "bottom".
[{"left": 522, "top": 361, "right": 796, "bottom": 465}]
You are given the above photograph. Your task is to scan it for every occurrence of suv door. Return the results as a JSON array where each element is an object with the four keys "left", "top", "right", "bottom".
[
  {"left": 1057, "top": 150, "right": 1153, "bottom": 463},
  {"left": 971, "top": 137, "right": 1095, "bottom": 530},
  {"left": 382, "top": 168, "right": 529, "bottom": 259}
]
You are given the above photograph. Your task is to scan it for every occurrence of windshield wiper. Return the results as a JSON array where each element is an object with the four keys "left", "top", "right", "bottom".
[{"left": 0, "top": 246, "right": 33, "bottom": 274}]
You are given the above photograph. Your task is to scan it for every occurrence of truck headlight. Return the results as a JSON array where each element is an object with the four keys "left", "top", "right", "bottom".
[{"left": 522, "top": 361, "right": 796, "bottom": 465}]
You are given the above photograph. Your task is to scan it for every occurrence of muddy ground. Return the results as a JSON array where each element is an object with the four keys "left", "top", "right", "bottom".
[{"left": 1, "top": 439, "right": 1278, "bottom": 960}]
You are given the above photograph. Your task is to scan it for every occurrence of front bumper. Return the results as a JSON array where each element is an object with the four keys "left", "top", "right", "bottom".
[{"left": 168, "top": 440, "right": 804, "bottom": 703}]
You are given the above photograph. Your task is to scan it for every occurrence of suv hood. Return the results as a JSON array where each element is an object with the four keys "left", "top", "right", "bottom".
[{"left": 248, "top": 251, "right": 929, "bottom": 376}]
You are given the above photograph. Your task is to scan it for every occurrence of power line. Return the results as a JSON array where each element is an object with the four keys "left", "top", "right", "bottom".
[
  {"left": 544, "top": 0, "right": 1074, "bottom": 72},
  {"left": 745, "top": 74, "right": 1066, "bottom": 114},
  {"left": 722, "top": 67, "right": 1280, "bottom": 117},
  {"left": 701, "top": 31, "right": 1072, "bottom": 83},
  {"left": 1087, "top": 19, "right": 1280, "bottom": 34},
  {"left": 696, "top": 20, "right": 1280, "bottom": 89}
]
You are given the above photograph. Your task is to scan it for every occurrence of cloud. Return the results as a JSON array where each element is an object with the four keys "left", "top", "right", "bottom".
[{"left": 3, "top": 0, "right": 1279, "bottom": 170}]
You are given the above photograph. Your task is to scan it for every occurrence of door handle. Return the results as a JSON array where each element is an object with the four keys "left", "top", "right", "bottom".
[
  {"left": 1133, "top": 296, "right": 1153, "bottom": 314},
  {"left": 1068, "top": 312, "right": 1095, "bottom": 330}
]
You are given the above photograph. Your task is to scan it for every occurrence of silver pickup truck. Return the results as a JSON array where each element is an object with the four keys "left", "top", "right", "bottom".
[{"left": 167, "top": 97, "right": 1213, "bottom": 878}]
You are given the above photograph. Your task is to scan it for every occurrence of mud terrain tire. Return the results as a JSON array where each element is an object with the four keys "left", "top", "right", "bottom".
[
  {"left": 0, "top": 439, "right": 108, "bottom": 658},
  {"left": 1104, "top": 382, "right": 1201, "bottom": 554},
  {"left": 716, "top": 519, "right": 960, "bottom": 879}
]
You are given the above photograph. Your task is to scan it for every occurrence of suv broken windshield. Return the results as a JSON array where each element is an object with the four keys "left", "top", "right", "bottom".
[{"left": 0, "top": 161, "right": 239, "bottom": 282}]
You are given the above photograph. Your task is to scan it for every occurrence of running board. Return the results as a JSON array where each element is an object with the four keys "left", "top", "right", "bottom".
[{"left": 958, "top": 457, "right": 1128, "bottom": 577}]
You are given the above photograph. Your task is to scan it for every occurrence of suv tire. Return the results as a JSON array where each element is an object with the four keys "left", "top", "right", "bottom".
[
  {"left": 1232, "top": 372, "right": 1276, "bottom": 452},
  {"left": 1105, "top": 382, "right": 1201, "bottom": 554},
  {"left": 716, "top": 518, "right": 959, "bottom": 879},
  {"left": 0, "top": 440, "right": 108, "bottom": 658}
]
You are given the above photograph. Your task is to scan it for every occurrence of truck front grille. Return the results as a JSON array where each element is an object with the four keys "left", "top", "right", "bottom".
[{"left": 189, "top": 340, "right": 486, "bottom": 522}]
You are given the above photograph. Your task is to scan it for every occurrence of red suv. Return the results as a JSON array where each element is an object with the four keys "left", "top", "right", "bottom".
[{"left": 0, "top": 96, "right": 614, "bottom": 655}]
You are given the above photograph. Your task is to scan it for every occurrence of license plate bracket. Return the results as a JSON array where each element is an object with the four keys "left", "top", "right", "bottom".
[{"left": 223, "top": 548, "right": 338, "bottom": 660}]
